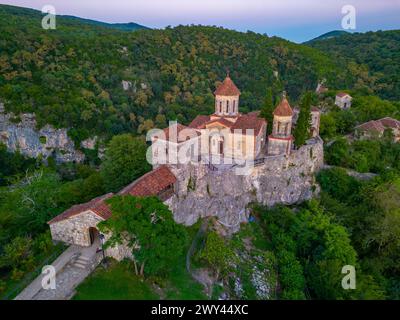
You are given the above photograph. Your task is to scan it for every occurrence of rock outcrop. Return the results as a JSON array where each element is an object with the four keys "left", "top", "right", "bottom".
[
  {"left": 0, "top": 108, "right": 84, "bottom": 163},
  {"left": 165, "top": 138, "right": 324, "bottom": 232}
]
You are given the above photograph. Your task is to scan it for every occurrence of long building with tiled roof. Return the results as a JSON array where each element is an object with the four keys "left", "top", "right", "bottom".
[
  {"left": 355, "top": 117, "right": 400, "bottom": 142},
  {"left": 48, "top": 165, "right": 178, "bottom": 248},
  {"left": 48, "top": 193, "right": 114, "bottom": 225},
  {"left": 119, "top": 165, "right": 177, "bottom": 200}
]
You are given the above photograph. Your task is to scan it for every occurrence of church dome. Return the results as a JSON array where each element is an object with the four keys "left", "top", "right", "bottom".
[
  {"left": 214, "top": 76, "right": 241, "bottom": 96},
  {"left": 273, "top": 98, "right": 294, "bottom": 117}
]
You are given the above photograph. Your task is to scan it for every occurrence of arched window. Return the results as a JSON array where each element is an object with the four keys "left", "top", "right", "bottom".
[
  {"left": 219, "top": 101, "right": 222, "bottom": 113},
  {"left": 226, "top": 101, "right": 229, "bottom": 113},
  {"left": 233, "top": 100, "right": 236, "bottom": 113}
]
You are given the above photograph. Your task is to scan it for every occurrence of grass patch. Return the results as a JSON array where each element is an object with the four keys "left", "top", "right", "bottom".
[
  {"left": 161, "top": 255, "right": 207, "bottom": 300},
  {"left": 73, "top": 260, "right": 158, "bottom": 300}
]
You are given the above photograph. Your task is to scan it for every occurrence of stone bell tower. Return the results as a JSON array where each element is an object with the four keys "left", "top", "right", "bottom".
[
  {"left": 214, "top": 74, "right": 241, "bottom": 117},
  {"left": 267, "top": 92, "right": 294, "bottom": 156}
]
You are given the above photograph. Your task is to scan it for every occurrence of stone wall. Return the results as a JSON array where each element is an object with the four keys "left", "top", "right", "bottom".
[
  {"left": 0, "top": 109, "right": 84, "bottom": 163},
  {"left": 165, "top": 137, "right": 324, "bottom": 232},
  {"left": 50, "top": 210, "right": 133, "bottom": 261},
  {"left": 49, "top": 211, "right": 104, "bottom": 247},
  {"left": 103, "top": 232, "right": 134, "bottom": 262}
]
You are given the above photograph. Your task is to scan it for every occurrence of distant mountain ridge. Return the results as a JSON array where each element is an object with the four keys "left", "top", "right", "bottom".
[
  {"left": 0, "top": 4, "right": 149, "bottom": 31},
  {"left": 304, "top": 30, "right": 350, "bottom": 43},
  {"left": 58, "top": 15, "right": 149, "bottom": 31}
]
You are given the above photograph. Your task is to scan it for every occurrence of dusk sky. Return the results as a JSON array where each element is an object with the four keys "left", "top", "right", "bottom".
[{"left": 1, "top": 0, "right": 400, "bottom": 42}]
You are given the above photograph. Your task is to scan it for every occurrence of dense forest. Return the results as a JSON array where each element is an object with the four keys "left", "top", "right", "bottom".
[
  {"left": 308, "top": 30, "right": 400, "bottom": 101},
  {"left": 0, "top": 5, "right": 399, "bottom": 300},
  {"left": 0, "top": 4, "right": 388, "bottom": 145}
]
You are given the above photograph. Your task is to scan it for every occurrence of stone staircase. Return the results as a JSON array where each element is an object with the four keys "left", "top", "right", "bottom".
[{"left": 72, "top": 254, "right": 92, "bottom": 269}]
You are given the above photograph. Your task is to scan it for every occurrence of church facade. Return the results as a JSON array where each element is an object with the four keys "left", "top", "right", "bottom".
[
  {"left": 151, "top": 75, "right": 268, "bottom": 166},
  {"left": 151, "top": 75, "right": 320, "bottom": 165}
]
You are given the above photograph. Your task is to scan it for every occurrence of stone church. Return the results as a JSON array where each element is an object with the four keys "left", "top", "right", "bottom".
[{"left": 151, "top": 75, "right": 320, "bottom": 166}]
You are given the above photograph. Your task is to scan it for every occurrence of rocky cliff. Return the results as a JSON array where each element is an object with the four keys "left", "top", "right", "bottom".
[
  {"left": 0, "top": 103, "right": 85, "bottom": 163},
  {"left": 165, "top": 138, "right": 324, "bottom": 232}
]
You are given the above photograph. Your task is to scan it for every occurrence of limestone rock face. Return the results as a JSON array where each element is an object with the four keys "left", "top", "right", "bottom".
[
  {"left": 0, "top": 111, "right": 84, "bottom": 163},
  {"left": 165, "top": 138, "right": 324, "bottom": 232}
]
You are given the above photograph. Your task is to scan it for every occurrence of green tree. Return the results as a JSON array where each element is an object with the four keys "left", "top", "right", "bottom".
[
  {"left": 99, "top": 195, "right": 188, "bottom": 276},
  {"left": 260, "top": 88, "right": 275, "bottom": 135},
  {"left": 294, "top": 92, "right": 312, "bottom": 147},
  {"left": 100, "top": 134, "right": 151, "bottom": 192},
  {"left": 317, "top": 168, "right": 361, "bottom": 202},
  {"left": 199, "top": 231, "right": 237, "bottom": 280}
]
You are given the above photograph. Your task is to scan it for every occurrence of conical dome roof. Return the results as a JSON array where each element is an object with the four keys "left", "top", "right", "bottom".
[
  {"left": 273, "top": 97, "right": 293, "bottom": 117},
  {"left": 214, "top": 76, "right": 241, "bottom": 96}
]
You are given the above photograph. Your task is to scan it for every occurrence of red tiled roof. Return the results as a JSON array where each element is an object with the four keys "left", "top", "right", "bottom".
[
  {"left": 214, "top": 76, "right": 241, "bottom": 96},
  {"left": 190, "top": 113, "right": 265, "bottom": 135},
  {"left": 273, "top": 98, "right": 293, "bottom": 117},
  {"left": 247, "top": 111, "right": 261, "bottom": 117},
  {"left": 205, "top": 118, "right": 234, "bottom": 128},
  {"left": 336, "top": 92, "right": 351, "bottom": 98},
  {"left": 48, "top": 193, "right": 114, "bottom": 224},
  {"left": 356, "top": 120, "right": 385, "bottom": 133},
  {"left": 119, "top": 166, "right": 176, "bottom": 197},
  {"left": 231, "top": 114, "right": 266, "bottom": 135},
  {"left": 357, "top": 117, "right": 400, "bottom": 133},
  {"left": 378, "top": 117, "right": 400, "bottom": 129},
  {"left": 189, "top": 115, "right": 211, "bottom": 129}
]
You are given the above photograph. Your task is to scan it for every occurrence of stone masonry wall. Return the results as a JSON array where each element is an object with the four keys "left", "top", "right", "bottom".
[
  {"left": 49, "top": 211, "right": 104, "bottom": 247},
  {"left": 50, "top": 210, "right": 133, "bottom": 261},
  {"left": 165, "top": 137, "right": 324, "bottom": 232}
]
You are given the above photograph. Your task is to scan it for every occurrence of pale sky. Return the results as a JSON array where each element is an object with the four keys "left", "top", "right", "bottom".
[{"left": 1, "top": 0, "right": 400, "bottom": 42}]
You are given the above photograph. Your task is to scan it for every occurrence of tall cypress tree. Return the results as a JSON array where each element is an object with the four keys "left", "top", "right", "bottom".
[
  {"left": 260, "top": 88, "right": 275, "bottom": 135},
  {"left": 294, "top": 92, "right": 312, "bottom": 147}
]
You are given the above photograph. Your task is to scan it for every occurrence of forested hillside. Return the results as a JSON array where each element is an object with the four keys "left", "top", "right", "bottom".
[
  {"left": 0, "top": 4, "right": 365, "bottom": 145},
  {"left": 1, "top": 5, "right": 400, "bottom": 301},
  {"left": 308, "top": 30, "right": 400, "bottom": 101}
]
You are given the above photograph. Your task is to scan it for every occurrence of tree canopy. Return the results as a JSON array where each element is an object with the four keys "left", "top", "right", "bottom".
[
  {"left": 100, "top": 134, "right": 150, "bottom": 192},
  {"left": 99, "top": 195, "right": 188, "bottom": 276}
]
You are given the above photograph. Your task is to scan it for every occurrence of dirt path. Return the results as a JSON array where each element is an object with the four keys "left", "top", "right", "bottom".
[{"left": 185, "top": 218, "right": 217, "bottom": 297}]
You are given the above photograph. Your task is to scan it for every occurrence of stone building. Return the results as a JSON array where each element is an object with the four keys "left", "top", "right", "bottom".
[
  {"left": 150, "top": 75, "right": 267, "bottom": 165},
  {"left": 267, "top": 96, "right": 294, "bottom": 156},
  {"left": 355, "top": 117, "right": 400, "bottom": 142},
  {"left": 335, "top": 92, "right": 352, "bottom": 109},
  {"left": 48, "top": 166, "right": 177, "bottom": 260}
]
